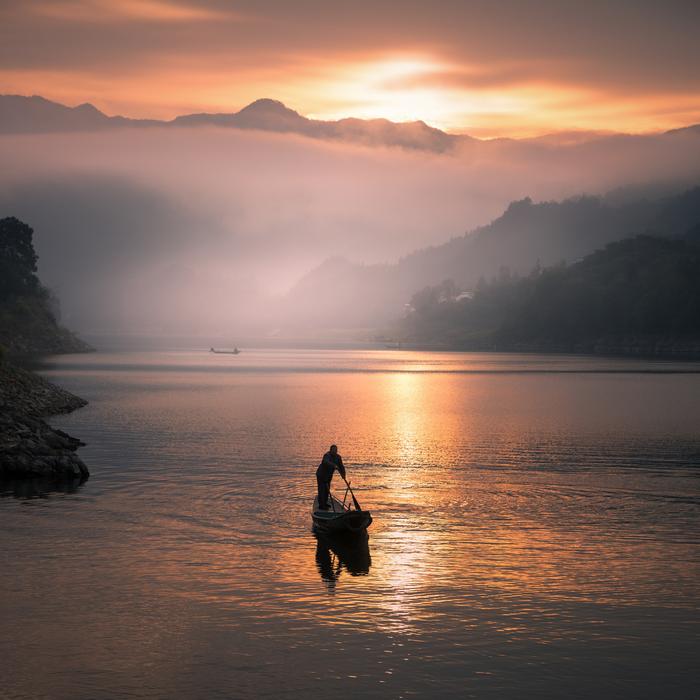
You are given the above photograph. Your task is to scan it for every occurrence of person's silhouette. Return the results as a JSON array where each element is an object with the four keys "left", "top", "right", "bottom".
[{"left": 315, "top": 444, "right": 346, "bottom": 510}]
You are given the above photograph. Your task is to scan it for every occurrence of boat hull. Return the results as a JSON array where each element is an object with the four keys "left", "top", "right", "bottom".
[{"left": 312, "top": 495, "right": 372, "bottom": 534}]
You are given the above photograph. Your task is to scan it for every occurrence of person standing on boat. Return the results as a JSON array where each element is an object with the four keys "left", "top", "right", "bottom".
[{"left": 316, "top": 444, "right": 346, "bottom": 510}]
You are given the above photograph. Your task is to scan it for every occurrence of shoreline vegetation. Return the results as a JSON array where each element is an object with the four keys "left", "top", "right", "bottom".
[
  {"left": 0, "top": 217, "right": 93, "bottom": 359},
  {"left": 375, "top": 336, "right": 700, "bottom": 359},
  {"left": 1, "top": 216, "right": 90, "bottom": 481},
  {"left": 389, "top": 235, "right": 700, "bottom": 359}
]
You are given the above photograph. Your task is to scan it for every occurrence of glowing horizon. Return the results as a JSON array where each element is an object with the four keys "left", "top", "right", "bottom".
[{"left": 1, "top": 1, "right": 700, "bottom": 139}]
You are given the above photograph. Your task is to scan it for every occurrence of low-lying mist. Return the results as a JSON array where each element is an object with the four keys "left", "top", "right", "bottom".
[{"left": 1, "top": 126, "right": 699, "bottom": 342}]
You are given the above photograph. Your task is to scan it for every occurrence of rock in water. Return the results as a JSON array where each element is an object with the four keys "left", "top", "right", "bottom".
[{"left": 0, "top": 362, "right": 89, "bottom": 479}]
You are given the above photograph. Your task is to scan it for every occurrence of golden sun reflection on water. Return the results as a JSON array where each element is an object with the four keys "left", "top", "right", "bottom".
[
  {"left": 64, "top": 358, "right": 699, "bottom": 618},
  {"left": 385, "top": 371, "right": 425, "bottom": 475}
]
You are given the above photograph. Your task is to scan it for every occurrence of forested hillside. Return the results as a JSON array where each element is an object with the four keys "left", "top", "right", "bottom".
[
  {"left": 399, "top": 235, "right": 700, "bottom": 357},
  {"left": 0, "top": 217, "right": 91, "bottom": 356},
  {"left": 285, "top": 186, "right": 700, "bottom": 329}
]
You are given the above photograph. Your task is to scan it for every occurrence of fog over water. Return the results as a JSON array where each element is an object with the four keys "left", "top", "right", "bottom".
[{"left": 1, "top": 127, "right": 700, "bottom": 339}]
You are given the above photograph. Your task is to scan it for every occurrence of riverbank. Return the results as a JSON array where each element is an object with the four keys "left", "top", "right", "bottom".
[
  {"left": 384, "top": 335, "right": 700, "bottom": 360},
  {"left": 0, "top": 361, "right": 89, "bottom": 479}
]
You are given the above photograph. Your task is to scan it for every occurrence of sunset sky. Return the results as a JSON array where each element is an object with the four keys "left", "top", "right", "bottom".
[{"left": 1, "top": 0, "right": 700, "bottom": 137}]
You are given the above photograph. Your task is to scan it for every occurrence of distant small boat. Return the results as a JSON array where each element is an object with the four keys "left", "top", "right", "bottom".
[
  {"left": 210, "top": 347, "right": 240, "bottom": 354},
  {"left": 312, "top": 488, "right": 372, "bottom": 534}
]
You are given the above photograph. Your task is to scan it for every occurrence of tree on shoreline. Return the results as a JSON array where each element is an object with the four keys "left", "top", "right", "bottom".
[
  {"left": 0, "top": 216, "right": 90, "bottom": 356},
  {"left": 0, "top": 217, "right": 42, "bottom": 298}
]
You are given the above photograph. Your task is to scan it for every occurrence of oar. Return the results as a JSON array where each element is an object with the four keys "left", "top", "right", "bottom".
[{"left": 342, "top": 476, "right": 362, "bottom": 511}]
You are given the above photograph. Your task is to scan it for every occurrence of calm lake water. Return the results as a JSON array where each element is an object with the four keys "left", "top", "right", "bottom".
[{"left": 2, "top": 349, "right": 699, "bottom": 699}]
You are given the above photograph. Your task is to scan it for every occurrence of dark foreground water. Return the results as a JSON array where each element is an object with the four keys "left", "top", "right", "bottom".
[{"left": 1, "top": 350, "right": 699, "bottom": 699}]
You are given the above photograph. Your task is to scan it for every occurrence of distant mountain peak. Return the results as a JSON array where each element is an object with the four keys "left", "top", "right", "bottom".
[
  {"left": 26, "top": 94, "right": 55, "bottom": 104},
  {"left": 239, "top": 98, "right": 299, "bottom": 116},
  {"left": 233, "top": 98, "right": 306, "bottom": 128},
  {"left": 74, "top": 102, "right": 102, "bottom": 114}
]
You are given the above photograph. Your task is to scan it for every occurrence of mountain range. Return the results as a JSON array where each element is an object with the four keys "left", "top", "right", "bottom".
[
  {"left": 0, "top": 94, "right": 457, "bottom": 152},
  {"left": 3, "top": 93, "right": 700, "bottom": 338},
  {"left": 2, "top": 94, "right": 699, "bottom": 153},
  {"left": 281, "top": 186, "right": 700, "bottom": 329}
]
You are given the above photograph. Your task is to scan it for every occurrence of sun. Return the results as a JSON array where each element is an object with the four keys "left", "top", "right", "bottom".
[{"left": 308, "top": 56, "right": 462, "bottom": 130}]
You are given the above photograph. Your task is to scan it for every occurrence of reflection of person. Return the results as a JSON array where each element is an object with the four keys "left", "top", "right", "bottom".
[
  {"left": 315, "top": 540, "right": 341, "bottom": 585},
  {"left": 316, "top": 444, "right": 346, "bottom": 510}
]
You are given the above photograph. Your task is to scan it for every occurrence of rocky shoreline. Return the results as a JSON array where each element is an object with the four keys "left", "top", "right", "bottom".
[{"left": 0, "top": 362, "right": 89, "bottom": 479}]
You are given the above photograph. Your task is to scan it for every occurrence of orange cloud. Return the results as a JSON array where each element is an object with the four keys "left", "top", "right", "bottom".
[
  {"left": 29, "top": 0, "right": 231, "bottom": 23},
  {"left": 2, "top": 2, "right": 700, "bottom": 137}
]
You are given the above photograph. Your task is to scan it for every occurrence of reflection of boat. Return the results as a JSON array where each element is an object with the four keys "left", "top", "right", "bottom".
[
  {"left": 315, "top": 530, "right": 371, "bottom": 583},
  {"left": 312, "top": 489, "right": 372, "bottom": 534},
  {"left": 209, "top": 347, "right": 240, "bottom": 354}
]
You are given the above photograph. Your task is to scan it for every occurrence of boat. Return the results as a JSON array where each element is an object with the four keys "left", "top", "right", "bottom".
[
  {"left": 311, "top": 483, "right": 372, "bottom": 534},
  {"left": 209, "top": 347, "right": 240, "bottom": 354}
]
